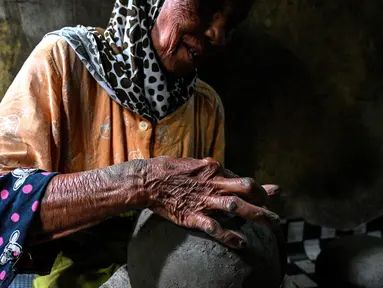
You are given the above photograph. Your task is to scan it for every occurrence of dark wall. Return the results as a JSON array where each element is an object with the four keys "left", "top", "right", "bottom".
[
  {"left": 1, "top": 0, "right": 383, "bottom": 228},
  {"left": 200, "top": 0, "right": 383, "bottom": 228}
]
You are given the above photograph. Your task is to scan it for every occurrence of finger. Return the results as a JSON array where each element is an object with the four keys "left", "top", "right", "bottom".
[
  {"left": 151, "top": 207, "right": 248, "bottom": 249},
  {"left": 210, "top": 177, "right": 267, "bottom": 206},
  {"left": 175, "top": 157, "right": 223, "bottom": 178},
  {"left": 210, "top": 177, "right": 258, "bottom": 193},
  {"left": 262, "top": 184, "right": 280, "bottom": 197},
  {"left": 201, "top": 157, "right": 224, "bottom": 177},
  {"left": 186, "top": 213, "right": 247, "bottom": 249},
  {"left": 223, "top": 169, "right": 240, "bottom": 178},
  {"left": 151, "top": 206, "right": 180, "bottom": 225},
  {"left": 205, "top": 195, "right": 280, "bottom": 226}
]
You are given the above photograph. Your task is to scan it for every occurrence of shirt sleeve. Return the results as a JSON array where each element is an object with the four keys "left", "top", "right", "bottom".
[
  {"left": 209, "top": 97, "right": 225, "bottom": 166},
  {"left": 0, "top": 35, "right": 62, "bottom": 173},
  {"left": 0, "top": 36, "right": 63, "bottom": 286},
  {"left": 200, "top": 82, "right": 226, "bottom": 166}
]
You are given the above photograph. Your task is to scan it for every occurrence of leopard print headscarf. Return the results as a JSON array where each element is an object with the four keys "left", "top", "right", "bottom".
[{"left": 47, "top": 0, "right": 197, "bottom": 122}]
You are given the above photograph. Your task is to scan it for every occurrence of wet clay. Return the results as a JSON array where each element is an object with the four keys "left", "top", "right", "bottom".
[{"left": 127, "top": 209, "right": 284, "bottom": 288}]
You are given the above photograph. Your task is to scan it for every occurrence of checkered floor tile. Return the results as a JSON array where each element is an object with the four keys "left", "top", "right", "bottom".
[{"left": 282, "top": 217, "right": 383, "bottom": 287}]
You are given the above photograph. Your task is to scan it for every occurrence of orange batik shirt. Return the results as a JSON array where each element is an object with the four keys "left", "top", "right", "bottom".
[{"left": 0, "top": 35, "right": 225, "bottom": 287}]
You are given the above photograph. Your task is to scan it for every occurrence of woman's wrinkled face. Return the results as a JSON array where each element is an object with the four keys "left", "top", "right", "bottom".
[{"left": 151, "top": 0, "right": 254, "bottom": 76}]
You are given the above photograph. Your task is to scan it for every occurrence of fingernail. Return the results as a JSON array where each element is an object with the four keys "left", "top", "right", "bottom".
[
  {"left": 206, "top": 226, "right": 215, "bottom": 234},
  {"left": 263, "top": 185, "right": 280, "bottom": 196},
  {"left": 238, "top": 240, "right": 247, "bottom": 248},
  {"left": 266, "top": 210, "right": 280, "bottom": 224},
  {"left": 228, "top": 201, "right": 238, "bottom": 212}
]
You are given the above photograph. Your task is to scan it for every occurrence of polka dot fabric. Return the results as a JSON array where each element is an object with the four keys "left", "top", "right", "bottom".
[
  {"left": 0, "top": 169, "right": 58, "bottom": 287},
  {"left": 46, "top": 0, "right": 197, "bottom": 123}
]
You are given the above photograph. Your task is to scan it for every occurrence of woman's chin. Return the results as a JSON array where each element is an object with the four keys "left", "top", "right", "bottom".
[
  {"left": 165, "top": 62, "right": 198, "bottom": 77},
  {"left": 159, "top": 55, "right": 200, "bottom": 77}
]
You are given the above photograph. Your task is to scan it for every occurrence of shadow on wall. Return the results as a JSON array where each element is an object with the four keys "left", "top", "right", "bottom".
[
  {"left": 1, "top": 0, "right": 383, "bottom": 228},
  {"left": 200, "top": 0, "right": 383, "bottom": 229}
]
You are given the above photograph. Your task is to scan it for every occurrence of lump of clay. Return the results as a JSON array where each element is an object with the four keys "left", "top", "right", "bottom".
[
  {"left": 126, "top": 209, "right": 285, "bottom": 288},
  {"left": 316, "top": 235, "right": 383, "bottom": 288}
]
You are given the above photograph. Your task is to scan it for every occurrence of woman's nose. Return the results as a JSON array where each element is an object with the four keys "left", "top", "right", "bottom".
[{"left": 204, "top": 15, "right": 227, "bottom": 47}]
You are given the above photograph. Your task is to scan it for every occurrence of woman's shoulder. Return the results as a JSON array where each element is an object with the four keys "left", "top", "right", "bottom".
[
  {"left": 195, "top": 78, "right": 224, "bottom": 115},
  {"left": 23, "top": 34, "right": 77, "bottom": 78},
  {"left": 31, "top": 34, "right": 71, "bottom": 59}
]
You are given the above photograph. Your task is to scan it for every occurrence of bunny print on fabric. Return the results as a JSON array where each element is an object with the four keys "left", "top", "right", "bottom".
[
  {"left": 0, "top": 231, "right": 22, "bottom": 266},
  {"left": 11, "top": 168, "right": 38, "bottom": 191}
]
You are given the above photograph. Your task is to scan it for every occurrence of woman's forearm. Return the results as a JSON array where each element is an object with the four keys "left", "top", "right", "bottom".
[
  {"left": 29, "top": 160, "right": 148, "bottom": 244},
  {"left": 27, "top": 156, "right": 278, "bottom": 251}
]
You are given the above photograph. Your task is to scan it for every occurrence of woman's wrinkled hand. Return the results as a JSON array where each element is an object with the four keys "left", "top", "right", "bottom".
[{"left": 144, "top": 156, "right": 280, "bottom": 249}]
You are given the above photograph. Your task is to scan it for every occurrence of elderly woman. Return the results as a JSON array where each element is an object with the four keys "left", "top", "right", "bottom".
[{"left": 0, "top": 0, "right": 282, "bottom": 287}]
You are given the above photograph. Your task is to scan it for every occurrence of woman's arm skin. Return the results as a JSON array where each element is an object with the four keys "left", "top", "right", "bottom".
[
  {"left": 30, "top": 157, "right": 279, "bottom": 249},
  {"left": 29, "top": 159, "right": 148, "bottom": 244}
]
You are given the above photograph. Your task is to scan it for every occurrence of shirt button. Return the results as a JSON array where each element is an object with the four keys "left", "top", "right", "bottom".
[{"left": 139, "top": 121, "right": 148, "bottom": 131}]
